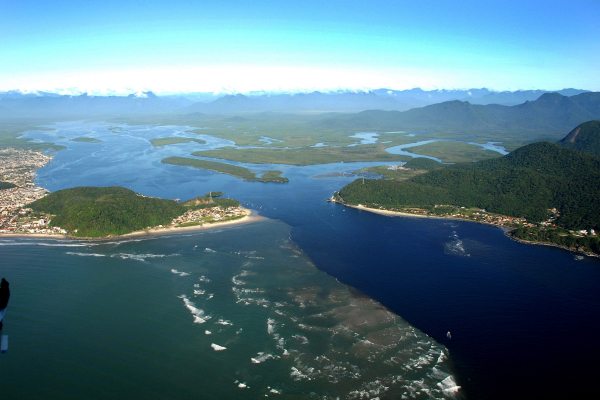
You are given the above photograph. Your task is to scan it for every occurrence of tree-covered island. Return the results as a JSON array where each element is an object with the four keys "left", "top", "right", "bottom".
[
  {"left": 161, "top": 156, "right": 288, "bottom": 182},
  {"left": 334, "top": 137, "right": 600, "bottom": 256},
  {"left": 27, "top": 186, "right": 248, "bottom": 238}
]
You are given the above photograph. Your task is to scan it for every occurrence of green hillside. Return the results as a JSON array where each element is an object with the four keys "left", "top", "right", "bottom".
[
  {"left": 338, "top": 142, "right": 600, "bottom": 231},
  {"left": 29, "top": 187, "right": 185, "bottom": 237},
  {"left": 557, "top": 120, "right": 600, "bottom": 157}
]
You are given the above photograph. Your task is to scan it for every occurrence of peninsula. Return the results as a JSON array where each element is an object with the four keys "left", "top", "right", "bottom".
[
  {"left": 334, "top": 129, "right": 600, "bottom": 256},
  {"left": 26, "top": 187, "right": 253, "bottom": 238}
]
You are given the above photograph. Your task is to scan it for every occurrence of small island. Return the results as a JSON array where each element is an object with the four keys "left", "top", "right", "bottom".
[
  {"left": 161, "top": 156, "right": 289, "bottom": 182},
  {"left": 26, "top": 186, "right": 255, "bottom": 238},
  {"left": 150, "top": 137, "right": 206, "bottom": 146},
  {"left": 71, "top": 137, "right": 103, "bottom": 143}
]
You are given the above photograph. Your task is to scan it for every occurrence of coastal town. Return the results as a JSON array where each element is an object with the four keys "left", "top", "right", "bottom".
[
  {"left": 0, "top": 148, "right": 65, "bottom": 235},
  {"left": 171, "top": 206, "right": 248, "bottom": 227},
  {"left": 0, "top": 147, "right": 248, "bottom": 236}
]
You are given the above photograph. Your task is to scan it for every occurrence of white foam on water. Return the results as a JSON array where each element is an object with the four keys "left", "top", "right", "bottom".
[
  {"left": 211, "top": 343, "right": 227, "bottom": 351},
  {"left": 179, "top": 294, "right": 211, "bottom": 324},
  {"left": 290, "top": 366, "right": 315, "bottom": 381},
  {"left": 193, "top": 284, "right": 200, "bottom": 288},
  {"left": 251, "top": 352, "right": 279, "bottom": 364},
  {"left": 207, "top": 294, "right": 214, "bottom": 300},
  {"left": 194, "top": 289, "right": 205, "bottom": 295},
  {"left": 205, "top": 248, "right": 216, "bottom": 253},
  {"left": 66, "top": 252, "right": 105, "bottom": 257},
  {"left": 267, "top": 318, "right": 276, "bottom": 334},
  {"left": 291, "top": 334, "right": 309, "bottom": 345},
  {"left": 199, "top": 276, "right": 211, "bottom": 282},
  {"left": 38, "top": 242, "right": 88, "bottom": 247},
  {"left": 232, "top": 275, "right": 246, "bottom": 286},
  {"left": 112, "top": 253, "right": 180, "bottom": 262},
  {"left": 215, "top": 319, "right": 233, "bottom": 326},
  {"left": 171, "top": 269, "right": 190, "bottom": 276},
  {"left": 437, "top": 376, "right": 461, "bottom": 394}
]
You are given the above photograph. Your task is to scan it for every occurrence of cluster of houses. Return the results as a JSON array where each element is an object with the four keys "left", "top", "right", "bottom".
[
  {"left": 172, "top": 206, "right": 247, "bottom": 226},
  {"left": 0, "top": 148, "right": 60, "bottom": 235},
  {"left": 386, "top": 164, "right": 411, "bottom": 171},
  {"left": 0, "top": 148, "right": 53, "bottom": 186}
]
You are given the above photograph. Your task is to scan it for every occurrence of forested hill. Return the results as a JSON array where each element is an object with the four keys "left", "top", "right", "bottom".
[
  {"left": 557, "top": 120, "right": 600, "bottom": 158},
  {"left": 338, "top": 142, "right": 600, "bottom": 230},
  {"left": 29, "top": 187, "right": 185, "bottom": 237},
  {"left": 313, "top": 92, "right": 600, "bottom": 135}
]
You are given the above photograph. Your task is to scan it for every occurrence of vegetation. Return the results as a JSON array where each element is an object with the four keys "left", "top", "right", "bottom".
[
  {"left": 28, "top": 187, "right": 244, "bottom": 238},
  {"left": 403, "top": 157, "right": 445, "bottom": 170},
  {"left": 313, "top": 92, "right": 600, "bottom": 137},
  {"left": 0, "top": 118, "right": 65, "bottom": 151},
  {"left": 149, "top": 137, "right": 206, "bottom": 146},
  {"left": 404, "top": 141, "right": 501, "bottom": 163},
  {"left": 510, "top": 226, "right": 600, "bottom": 254},
  {"left": 181, "top": 196, "right": 240, "bottom": 210},
  {"left": 361, "top": 165, "right": 426, "bottom": 180},
  {"left": 338, "top": 142, "right": 600, "bottom": 232},
  {"left": 192, "top": 144, "right": 411, "bottom": 166},
  {"left": 557, "top": 120, "right": 600, "bottom": 158},
  {"left": 161, "top": 156, "right": 289, "bottom": 182},
  {"left": 29, "top": 187, "right": 185, "bottom": 237},
  {"left": 362, "top": 158, "right": 446, "bottom": 181},
  {"left": 0, "top": 181, "right": 17, "bottom": 190},
  {"left": 71, "top": 137, "right": 102, "bottom": 143},
  {"left": 205, "top": 191, "right": 223, "bottom": 197}
]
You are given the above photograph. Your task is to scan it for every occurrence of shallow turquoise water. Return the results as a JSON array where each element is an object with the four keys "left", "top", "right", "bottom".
[{"left": 0, "top": 220, "right": 457, "bottom": 399}]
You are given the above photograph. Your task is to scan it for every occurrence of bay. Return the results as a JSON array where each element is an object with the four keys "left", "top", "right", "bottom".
[{"left": 2, "top": 121, "right": 599, "bottom": 399}]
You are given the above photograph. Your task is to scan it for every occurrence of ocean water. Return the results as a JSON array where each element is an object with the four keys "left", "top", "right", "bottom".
[
  {"left": 2, "top": 121, "right": 599, "bottom": 399},
  {"left": 0, "top": 221, "right": 457, "bottom": 399}
]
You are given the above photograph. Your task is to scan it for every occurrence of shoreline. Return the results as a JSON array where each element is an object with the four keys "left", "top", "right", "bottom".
[
  {"left": 507, "top": 233, "right": 599, "bottom": 258},
  {"left": 1, "top": 207, "right": 265, "bottom": 241},
  {"left": 344, "top": 203, "right": 599, "bottom": 258},
  {"left": 345, "top": 204, "right": 497, "bottom": 225}
]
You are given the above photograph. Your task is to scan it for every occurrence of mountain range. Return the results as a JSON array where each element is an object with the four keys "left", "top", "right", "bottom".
[
  {"left": 0, "top": 88, "right": 590, "bottom": 117},
  {"left": 313, "top": 92, "right": 600, "bottom": 135}
]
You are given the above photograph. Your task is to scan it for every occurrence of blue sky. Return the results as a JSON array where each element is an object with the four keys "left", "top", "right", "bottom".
[{"left": 1, "top": 0, "right": 599, "bottom": 94}]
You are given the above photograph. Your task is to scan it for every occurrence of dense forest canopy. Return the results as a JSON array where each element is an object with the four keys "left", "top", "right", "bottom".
[
  {"left": 557, "top": 120, "right": 600, "bottom": 158},
  {"left": 29, "top": 187, "right": 185, "bottom": 237},
  {"left": 339, "top": 142, "right": 600, "bottom": 230}
]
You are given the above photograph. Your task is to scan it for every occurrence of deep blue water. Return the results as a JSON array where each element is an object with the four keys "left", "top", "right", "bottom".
[{"left": 8, "top": 121, "right": 600, "bottom": 399}]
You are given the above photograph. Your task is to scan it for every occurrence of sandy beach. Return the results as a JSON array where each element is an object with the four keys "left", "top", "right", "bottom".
[
  {"left": 346, "top": 204, "right": 443, "bottom": 219},
  {"left": 0, "top": 207, "right": 265, "bottom": 240}
]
